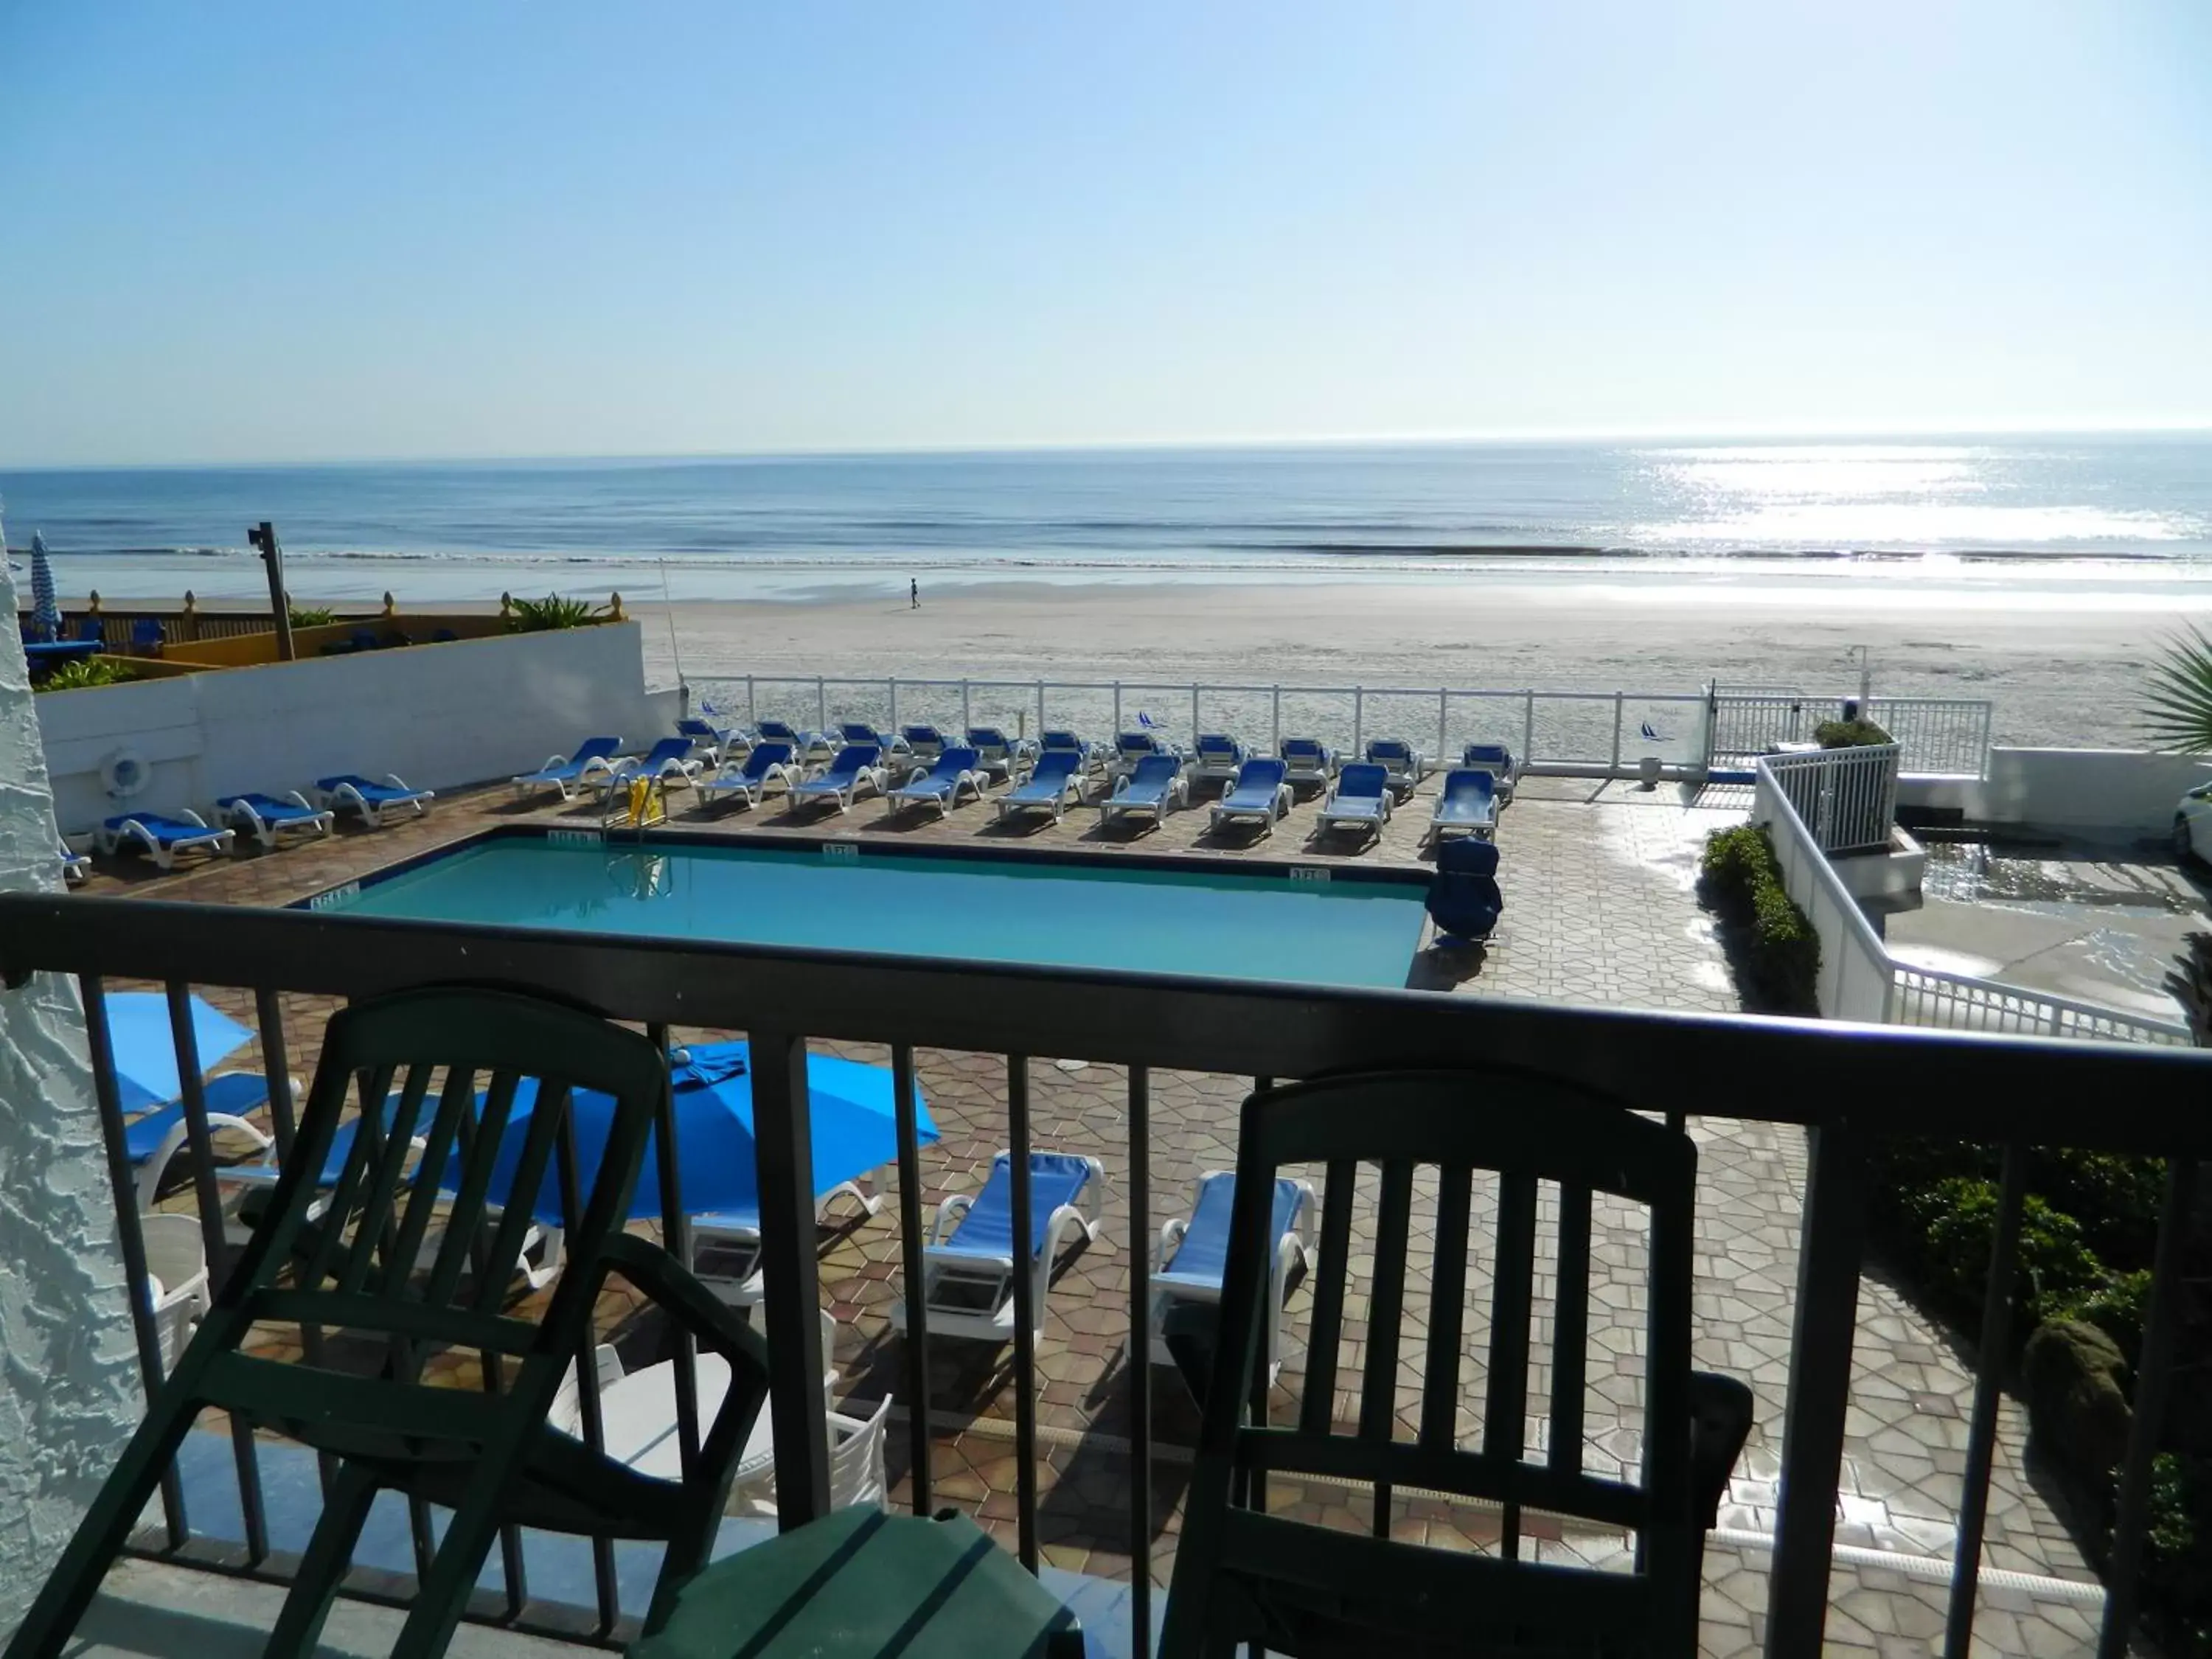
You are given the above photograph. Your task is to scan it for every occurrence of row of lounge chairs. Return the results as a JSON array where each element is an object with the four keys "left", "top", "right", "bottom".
[{"left": 86, "top": 775, "right": 435, "bottom": 872}]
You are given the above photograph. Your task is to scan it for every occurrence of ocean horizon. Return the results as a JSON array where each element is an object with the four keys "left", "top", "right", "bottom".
[{"left": 6, "top": 433, "right": 2211, "bottom": 604}]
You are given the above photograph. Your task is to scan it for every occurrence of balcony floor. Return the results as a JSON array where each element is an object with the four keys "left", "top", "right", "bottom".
[{"left": 72, "top": 768, "right": 2125, "bottom": 1654}]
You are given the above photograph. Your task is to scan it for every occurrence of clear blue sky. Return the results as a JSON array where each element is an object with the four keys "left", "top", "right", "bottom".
[{"left": 3, "top": 1, "right": 2208, "bottom": 465}]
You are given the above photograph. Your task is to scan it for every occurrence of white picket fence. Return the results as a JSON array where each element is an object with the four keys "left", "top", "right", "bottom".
[
  {"left": 1763, "top": 744, "right": 1899, "bottom": 855},
  {"left": 1709, "top": 688, "right": 1990, "bottom": 777}
]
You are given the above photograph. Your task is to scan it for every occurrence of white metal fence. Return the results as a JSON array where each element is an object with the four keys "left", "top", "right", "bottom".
[
  {"left": 1710, "top": 688, "right": 1990, "bottom": 778},
  {"left": 1763, "top": 744, "right": 1900, "bottom": 855},
  {"left": 1756, "top": 757, "right": 2188, "bottom": 1043}
]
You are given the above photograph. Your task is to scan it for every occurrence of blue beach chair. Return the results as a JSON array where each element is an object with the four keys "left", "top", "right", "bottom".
[
  {"left": 787, "top": 743, "right": 887, "bottom": 815},
  {"left": 891, "top": 1150, "right": 1105, "bottom": 1343},
  {"left": 58, "top": 841, "right": 90, "bottom": 884},
  {"left": 316, "top": 773, "right": 435, "bottom": 827},
  {"left": 1427, "top": 835, "right": 1504, "bottom": 943},
  {"left": 697, "top": 741, "right": 800, "bottom": 812},
  {"left": 1149, "top": 1171, "right": 1315, "bottom": 1384},
  {"left": 994, "top": 749, "right": 1088, "bottom": 826},
  {"left": 96, "top": 811, "right": 234, "bottom": 869},
  {"left": 1316, "top": 762, "right": 1393, "bottom": 844},
  {"left": 1208, "top": 758, "right": 1293, "bottom": 837},
  {"left": 1363, "top": 737, "right": 1426, "bottom": 797},
  {"left": 886, "top": 747, "right": 985, "bottom": 819},
  {"left": 512, "top": 737, "right": 625, "bottom": 801},
  {"left": 123, "top": 1071, "right": 282, "bottom": 1209},
  {"left": 899, "top": 724, "right": 947, "bottom": 765},
  {"left": 965, "top": 726, "right": 1033, "bottom": 785},
  {"left": 677, "top": 717, "right": 735, "bottom": 767},
  {"left": 1100, "top": 752, "right": 1187, "bottom": 832},
  {"left": 1111, "top": 729, "right": 1180, "bottom": 782},
  {"left": 215, "top": 791, "right": 336, "bottom": 849},
  {"left": 602, "top": 737, "right": 704, "bottom": 796},
  {"left": 1461, "top": 741, "right": 1518, "bottom": 804},
  {"left": 1279, "top": 736, "right": 1338, "bottom": 791},
  {"left": 1191, "top": 733, "right": 1248, "bottom": 791},
  {"left": 1038, "top": 730, "right": 1107, "bottom": 777},
  {"left": 1425, "top": 769, "right": 1499, "bottom": 846}
]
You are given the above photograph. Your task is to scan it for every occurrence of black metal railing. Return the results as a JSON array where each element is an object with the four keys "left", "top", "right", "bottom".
[{"left": 1, "top": 889, "right": 2208, "bottom": 1658}]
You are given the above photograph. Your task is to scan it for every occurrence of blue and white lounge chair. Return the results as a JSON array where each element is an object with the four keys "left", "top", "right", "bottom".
[
  {"left": 1461, "top": 742, "right": 1518, "bottom": 804},
  {"left": 886, "top": 747, "right": 985, "bottom": 818},
  {"left": 1425, "top": 769, "right": 1499, "bottom": 846},
  {"left": 995, "top": 749, "right": 1088, "bottom": 826},
  {"left": 697, "top": 741, "right": 799, "bottom": 811},
  {"left": 677, "top": 717, "right": 736, "bottom": 767},
  {"left": 602, "top": 737, "right": 704, "bottom": 796},
  {"left": 1100, "top": 753, "right": 1187, "bottom": 831},
  {"left": 1191, "top": 734, "right": 1248, "bottom": 791},
  {"left": 787, "top": 743, "right": 887, "bottom": 815},
  {"left": 1149, "top": 1171, "right": 1315, "bottom": 1383},
  {"left": 512, "top": 737, "right": 624, "bottom": 801},
  {"left": 900, "top": 724, "right": 947, "bottom": 765},
  {"left": 1208, "top": 758, "right": 1293, "bottom": 837},
  {"left": 1363, "top": 737, "right": 1426, "bottom": 796},
  {"left": 1279, "top": 736, "right": 1338, "bottom": 790},
  {"left": 216, "top": 791, "right": 336, "bottom": 849},
  {"left": 125, "top": 1071, "right": 283, "bottom": 1209},
  {"left": 58, "top": 842, "right": 91, "bottom": 884},
  {"left": 890, "top": 1150, "right": 1105, "bottom": 1343},
  {"left": 1038, "top": 730, "right": 1107, "bottom": 777},
  {"left": 692, "top": 1180, "right": 886, "bottom": 1309},
  {"left": 316, "top": 773, "right": 434, "bottom": 827},
  {"left": 966, "top": 727, "right": 1034, "bottom": 785},
  {"left": 1111, "top": 729, "right": 1180, "bottom": 782},
  {"left": 1316, "top": 762, "right": 1393, "bottom": 843},
  {"left": 97, "top": 811, "right": 234, "bottom": 869},
  {"left": 838, "top": 722, "right": 911, "bottom": 767},
  {"left": 757, "top": 718, "right": 802, "bottom": 745},
  {"left": 1427, "top": 835, "right": 1503, "bottom": 943}
]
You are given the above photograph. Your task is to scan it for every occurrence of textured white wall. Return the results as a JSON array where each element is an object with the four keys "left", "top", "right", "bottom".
[
  {"left": 0, "top": 540, "right": 142, "bottom": 1635},
  {"left": 1898, "top": 747, "right": 2212, "bottom": 835}
]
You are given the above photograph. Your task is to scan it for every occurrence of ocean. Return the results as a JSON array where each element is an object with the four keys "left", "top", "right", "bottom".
[{"left": 4, "top": 434, "right": 2209, "bottom": 605}]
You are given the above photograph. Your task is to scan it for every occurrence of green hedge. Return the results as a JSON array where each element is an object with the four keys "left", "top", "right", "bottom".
[
  {"left": 1814, "top": 717, "right": 1893, "bottom": 748},
  {"left": 1698, "top": 826, "right": 1820, "bottom": 1013}
]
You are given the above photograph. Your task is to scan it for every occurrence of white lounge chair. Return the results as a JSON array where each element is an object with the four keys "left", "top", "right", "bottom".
[
  {"left": 216, "top": 792, "right": 336, "bottom": 849},
  {"left": 1460, "top": 742, "right": 1519, "bottom": 804},
  {"left": 733, "top": 1394, "right": 892, "bottom": 1519},
  {"left": 139, "top": 1212, "right": 212, "bottom": 1374},
  {"left": 1149, "top": 1172, "right": 1314, "bottom": 1385},
  {"left": 96, "top": 811, "right": 234, "bottom": 870},
  {"left": 512, "top": 737, "right": 624, "bottom": 801},
  {"left": 315, "top": 773, "right": 435, "bottom": 827},
  {"left": 1099, "top": 754, "right": 1186, "bottom": 832},
  {"left": 1190, "top": 734, "right": 1248, "bottom": 791},
  {"left": 1426, "top": 769, "right": 1500, "bottom": 846},
  {"left": 692, "top": 1174, "right": 886, "bottom": 1310},
  {"left": 1316, "top": 762, "right": 1393, "bottom": 844},
  {"left": 58, "top": 842, "right": 91, "bottom": 883},
  {"left": 602, "top": 737, "right": 705, "bottom": 797},
  {"left": 995, "top": 751, "right": 1088, "bottom": 825},
  {"left": 1208, "top": 759, "right": 1293, "bottom": 837},
  {"left": 889, "top": 1150, "right": 1105, "bottom": 1343},
  {"left": 886, "top": 748, "right": 986, "bottom": 820},
  {"left": 965, "top": 727, "right": 1034, "bottom": 785},
  {"left": 1278, "top": 737, "right": 1338, "bottom": 791},
  {"left": 787, "top": 744, "right": 889, "bottom": 815},
  {"left": 126, "top": 1071, "right": 284, "bottom": 1210},
  {"left": 1363, "top": 738, "right": 1426, "bottom": 797}
]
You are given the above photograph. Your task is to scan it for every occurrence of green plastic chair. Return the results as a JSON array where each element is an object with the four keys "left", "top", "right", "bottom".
[
  {"left": 7, "top": 986, "right": 772, "bottom": 1659},
  {"left": 1159, "top": 1070, "right": 1754, "bottom": 1658}
]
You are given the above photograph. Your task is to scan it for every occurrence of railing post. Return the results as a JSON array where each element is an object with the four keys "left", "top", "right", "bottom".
[
  {"left": 1271, "top": 685, "right": 1281, "bottom": 753},
  {"left": 888, "top": 678, "right": 898, "bottom": 731},
  {"left": 1437, "top": 689, "right": 1448, "bottom": 765},
  {"left": 1352, "top": 686, "right": 1363, "bottom": 756},
  {"left": 816, "top": 675, "right": 828, "bottom": 731},
  {"left": 1767, "top": 1123, "right": 1866, "bottom": 1657},
  {"left": 1944, "top": 1143, "right": 2028, "bottom": 1658},
  {"left": 1037, "top": 678, "right": 1046, "bottom": 736},
  {"left": 1610, "top": 691, "right": 1624, "bottom": 776},
  {"left": 1113, "top": 681, "right": 1122, "bottom": 733},
  {"left": 1191, "top": 683, "right": 1200, "bottom": 745},
  {"left": 747, "top": 1030, "right": 831, "bottom": 1528},
  {"left": 746, "top": 674, "right": 757, "bottom": 728},
  {"left": 1523, "top": 689, "right": 1536, "bottom": 765}
]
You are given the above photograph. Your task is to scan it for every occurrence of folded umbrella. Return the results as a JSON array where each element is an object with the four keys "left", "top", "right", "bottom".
[{"left": 102, "top": 992, "right": 255, "bottom": 1113}]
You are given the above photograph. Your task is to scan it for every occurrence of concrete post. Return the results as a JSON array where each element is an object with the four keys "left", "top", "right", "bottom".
[{"left": 0, "top": 537, "right": 141, "bottom": 1638}]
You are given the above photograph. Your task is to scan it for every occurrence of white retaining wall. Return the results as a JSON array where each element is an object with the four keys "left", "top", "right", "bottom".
[
  {"left": 35, "top": 622, "right": 681, "bottom": 834},
  {"left": 1899, "top": 748, "right": 2212, "bottom": 838}
]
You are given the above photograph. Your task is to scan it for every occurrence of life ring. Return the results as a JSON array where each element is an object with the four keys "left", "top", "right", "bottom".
[{"left": 100, "top": 748, "right": 151, "bottom": 798}]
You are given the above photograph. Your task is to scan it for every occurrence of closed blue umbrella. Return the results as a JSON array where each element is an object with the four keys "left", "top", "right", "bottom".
[
  {"left": 29, "top": 532, "right": 60, "bottom": 641},
  {"left": 445, "top": 1041, "right": 936, "bottom": 1225},
  {"left": 102, "top": 992, "right": 255, "bottom": 1112}
]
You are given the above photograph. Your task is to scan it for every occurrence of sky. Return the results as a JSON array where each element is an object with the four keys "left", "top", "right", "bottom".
[{"left": 1, "top": 1, "right": 2208, "bottom": 465}]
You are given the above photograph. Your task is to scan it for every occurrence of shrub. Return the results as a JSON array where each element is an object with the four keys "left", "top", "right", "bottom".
[
  {"left": 1899, "top": 1178, "right": 2105, "bottom": 1328},
  {"left": 287, "top": 604, "right": 336, "bottom": 627},
  {"left": 1814, "top": 717, "right": 1893, "bottom": 748},
  {"left": 33, "top": 657, "right": 137, "bottom": 693},
  {"left": 1698, "top": 825, "right": 1820, "bottom": 1012},
  {"left": 507, "top": 594, "right": 607, "bottom": 633}
]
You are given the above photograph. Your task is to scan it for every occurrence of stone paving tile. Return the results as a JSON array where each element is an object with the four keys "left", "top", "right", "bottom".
[{"left": 76, "top": 762, "right": 2113, "bottom": 1652}]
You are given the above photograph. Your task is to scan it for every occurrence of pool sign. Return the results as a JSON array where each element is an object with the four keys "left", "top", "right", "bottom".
[{"left": 307, "top": 881, "right": 361, "bottom": 911}]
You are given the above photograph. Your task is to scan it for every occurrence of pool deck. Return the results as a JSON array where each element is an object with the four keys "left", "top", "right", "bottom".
[{"left": 72, "top": 766, "right": 2115, "bottom": 1655}]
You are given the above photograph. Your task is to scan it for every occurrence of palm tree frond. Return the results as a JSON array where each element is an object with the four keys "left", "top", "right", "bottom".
[{"left": 2143, "top": 627, "right": 2212, "bottom": 754}]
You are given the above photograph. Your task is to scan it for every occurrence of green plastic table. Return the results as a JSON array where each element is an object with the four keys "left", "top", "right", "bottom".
[{"left": 632, "top": 1506, "right": 1085, "bottom": 1659}]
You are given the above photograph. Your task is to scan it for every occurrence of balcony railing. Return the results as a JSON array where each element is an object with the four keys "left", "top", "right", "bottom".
[{"left": 1, "top": 889, "right": 2205, "bottom": 1658}]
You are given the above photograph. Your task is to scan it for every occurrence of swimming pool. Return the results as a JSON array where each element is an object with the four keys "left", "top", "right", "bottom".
[{"left": 311, "top": 832, "right": 1430, "bottom": 990}]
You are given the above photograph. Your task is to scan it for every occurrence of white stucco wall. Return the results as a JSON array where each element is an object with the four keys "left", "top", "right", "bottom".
[
  {"left": 34, "top": 620, "right": 681, "bottom": 834},
  {"left": 0, "top": 546, "right": 142, "bottom": 1636},
  {"left": 1899, "top": 747, "right": 2212, "bottom": 837}
]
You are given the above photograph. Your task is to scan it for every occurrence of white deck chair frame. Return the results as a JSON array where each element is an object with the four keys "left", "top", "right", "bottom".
[
  {"left": 697, "top": 754, "right": 801, "bottom": 811},
  {"left": 319, "top": 774, "right": 434, "bottom": 827},
  {"left": 786, "top": 756, "right": 889, "bottom": 815},
  {"left": 890, "top": 1150, "right": 1105, "bottom": 1343},
  {"left": 219, "top": 792, "right": 336, "bottom": 849},
  {"left": 1277, "top": 741, "right": 1338, "bottom": 790},
  {"left": 131, "top": 1071, "right": 288, "bottom": 1210},
  {"left": 1207, "top": 778, "right": 1292, "bottom": 837},
  {"left": 96, "top": 812, "right": 234, "bottom": 870},
  {"left": 692, "top": 1170, "right": 884, "bottom": 1308},
  {"left": 1147, "top": 1171, "right": 1315, "bottom": 1383},
  {"left": 139, "top": 1212, "right": 212, "bottom": 1374},
  {"left": 512, "top": 751, "right": 621, "bottom": 802},
  {"left": 1316, "top": 779, "right": 1393, "bottom": 841},
  {"left": 886, "top": 762, "right": 984, "bottom": 821},
  {"left": 1099, "top": 769, "right": 1187, "bottom": 830}
]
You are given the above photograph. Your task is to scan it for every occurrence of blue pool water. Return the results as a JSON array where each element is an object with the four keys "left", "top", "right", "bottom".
[{"left": 320, "top": 837, "right": 1428, "bottom": 990}]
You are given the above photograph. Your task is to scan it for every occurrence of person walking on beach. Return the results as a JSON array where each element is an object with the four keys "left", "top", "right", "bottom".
[{"left": 910, "top": 577, "right": 919, "bottom": 609}]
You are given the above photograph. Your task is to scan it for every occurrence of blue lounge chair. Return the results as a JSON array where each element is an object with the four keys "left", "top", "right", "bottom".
[
  {"left": 994, "top": 750, "right": 1088, "bottom": 826},
  {"left": 123, "top": 1071, "right": 282, "bottom": 1209},
  {"left": 965, "top": 726, "right": 1033, "bottom": 785},
  {"left": 900, "top": 724, "right": 947, "bottom": 765},
  {"left": 886, "top": 747, "right": 984, "bottom": 818},
  {"left": 96, "top": 811, "right": 234, "bottom": 869},
  {"left": 1100, "top": 752, "right": 1187, "bottom": 831},
  {"left": 1208, "top": 758, "right": 1293, "bottom": 837},
  {"left": 1461, "top": 741, "right": 1519, "bottom": 804},
  {"left": 1363, "top": 737, "right": 1426, "bottom": 796},
  {"left": 513, "top": 737, "right": 625, "bottom": 801},
  {"left": 1111, "top": 729, "right": 1180, "bottom": 782},
  {"left": 787, "top": 743, "right": 887, "bottom": 815},
  {"left": 1038, "top": 730, "right": 1107, "bottom": 776},
  {"left": 216, "top": 791, "right": 336, "bottom": 849},
  {"left": 58, "top": 842, "right": 90, "bottom": 884},
  {"left": 1316, "top": 762, "right": 1393, "bottom": 842},
  {"left": 1191, "top": 733, "right": 1248, "bottom": 791},
  {"left": 1149, "top": 1171, "right": 1315, "bottom": 1383},
  {"left": 1425, "top": 769, "right": 1499, "bottom": 846},
  {"left": 129, "top": 616, "right": 165, "bottom": 654},
  {"left": 602, "top": 737, "right": 704, "bottom": 796},
  {"left": 697, "top": 741, "right": 799, "bottom": 811},
  {"left": 1427, "top": 835, "right": 1503, "bottom": 942},
  {"left": 677, "top": 717, "right": 735, "bottom": 766},
  {"left": 757, "top": 718, "right": 802, "bottom": 745},
  {"left": 1279, "top": 736, "right": 1338, "bottom": 790},
  {"left": 891, "top": 1150, "right": 1105, "bottom": 1343},
  {"left": 316, "top": 773, "right": 434, "bottom": 827}
]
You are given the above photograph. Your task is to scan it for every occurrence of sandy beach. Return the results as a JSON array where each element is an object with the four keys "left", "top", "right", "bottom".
[{"left": 628, "top": 579, "right": 2168, "bottom": 751}]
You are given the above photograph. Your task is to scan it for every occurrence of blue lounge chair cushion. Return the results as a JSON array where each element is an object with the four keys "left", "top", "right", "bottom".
[
  {"left": 1427, "top": 835, "right": 1503, "bottom": 939},
  {"left": 1004, "top": 751, "right": 1081, "bottom": 804},
  {"left": 632, "top": 737, "right": 693, "bottom": 770},
  {"left": 895, "top": 748, "right": 980, "bottom": 799},
  {"left": 900, "top": 725, "right": 942, "bottom": 746},
  {"left": 1366, "top": 740, "right": 1413, "bottom": 765},
  {"left": 122, "top": 1073, "right": 276, "bottom": 1164},
  {"left": 103, "top": 813, "right": 222, "bottom": 847},
  {"left": 1329, "top": 763, "right": 1391, "bottom": 813},
  {"left": 801, "top": 745, "right": 880, "bottom": 787},
  {"left": 216, "top": 793, "right": 325, "bottom": 825},
  {"left": 1463, "top": 742, "right": 1514, "bottom": 771},
  {"left": 939, "top": 1152, "right": 1096, "bottom": 1263},
  {"left": 757, "top": 720, "right": 800, "bottom": 740},
  {"left": 1195, "top": 734, "right": 1244, "bottom": 762},
  {"left": 1433, "top": 769, "right": 1498, "bottom": 825},
  {"left": 1217, "top": 759, "right": 1289, "bottom": 813},
  {"left": 1112, "top": 754, "right": 1183, "bottom": 806},
  {"left": 316, "top": 775, "right": 429, "bottom": 804},
  {"left": 533, "top": 737, "right": 622, "bottom": 778},
  {"left": 1156, "top": 1175, "right": 1308, "bottom": 1293}
]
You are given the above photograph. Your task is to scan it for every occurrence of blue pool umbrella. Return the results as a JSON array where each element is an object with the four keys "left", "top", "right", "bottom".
[
  {"left": 102, "top": 992, "right": 255, "bottom": 1113},
  {"left": 445, "top": 1040, "right": 937, "bottom": 1225},
  {"left": 28, "top": 532, "right": 60, "bottom": 640}
]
